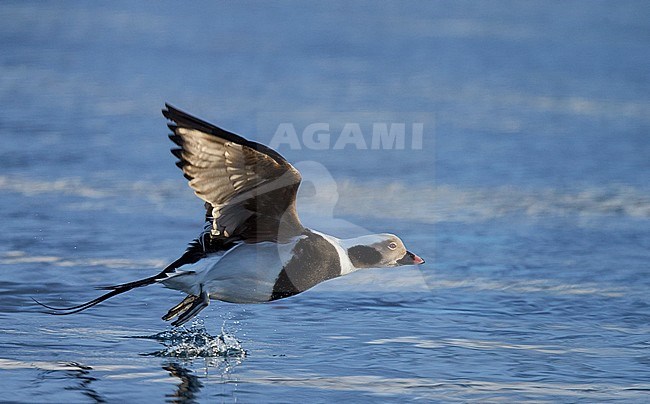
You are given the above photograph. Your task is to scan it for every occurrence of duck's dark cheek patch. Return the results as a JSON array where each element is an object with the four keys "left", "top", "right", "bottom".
[{"left": 348, "top": 245, "right": 382, "bottom": 267}]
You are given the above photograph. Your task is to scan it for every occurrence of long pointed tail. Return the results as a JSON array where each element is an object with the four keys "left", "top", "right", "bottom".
[
  {"left": 33, "top": 236, "right": 210, "bottom": 317},
  {"left": 33, "top": 273, "right": 164, "bottom": 315}
]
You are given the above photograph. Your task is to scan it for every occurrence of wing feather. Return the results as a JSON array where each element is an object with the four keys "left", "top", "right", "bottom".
[{"left": 163, "top": 104, "right": 304, "bottom": 243}]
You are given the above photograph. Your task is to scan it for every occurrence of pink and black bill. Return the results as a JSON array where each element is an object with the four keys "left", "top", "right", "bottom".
[{"left": 397, "top": 251, "right": 425, "bottom": 266}]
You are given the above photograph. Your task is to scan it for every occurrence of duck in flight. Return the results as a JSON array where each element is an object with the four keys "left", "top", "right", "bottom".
[{"left": 37, "top": 104, "right": 425, "bottom": 326}]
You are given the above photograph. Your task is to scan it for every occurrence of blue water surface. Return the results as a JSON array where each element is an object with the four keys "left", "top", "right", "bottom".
[{"left": 1, "top": 1, "right": 649, "bottom": 402}]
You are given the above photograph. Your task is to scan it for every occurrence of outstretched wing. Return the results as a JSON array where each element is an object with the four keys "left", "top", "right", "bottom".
[{"left": 163, "top": 104, "right": 304, "bottom": 243}]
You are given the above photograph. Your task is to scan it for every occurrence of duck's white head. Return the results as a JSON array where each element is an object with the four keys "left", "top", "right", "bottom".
[{"left": 341, "top": 233, "right": 425, "bottom": 269}]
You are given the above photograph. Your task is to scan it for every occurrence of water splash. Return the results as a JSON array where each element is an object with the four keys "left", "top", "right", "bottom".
[{"left": 135, "top": 320, "right": 247, "bottom": 360}]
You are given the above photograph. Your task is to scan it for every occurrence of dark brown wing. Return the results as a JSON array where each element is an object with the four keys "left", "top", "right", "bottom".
[{"left": 163, "top": 104, "right": 304, "bottom": 243}]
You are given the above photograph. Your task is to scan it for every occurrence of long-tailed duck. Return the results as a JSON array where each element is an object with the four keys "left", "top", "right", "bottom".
[{"left": 38, "top": 104, "right": 424, "bottom": 326}]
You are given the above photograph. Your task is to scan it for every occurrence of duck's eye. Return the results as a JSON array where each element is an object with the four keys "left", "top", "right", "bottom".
[{"left": 388, "top": 242, "right": 397, "bottom": 250}]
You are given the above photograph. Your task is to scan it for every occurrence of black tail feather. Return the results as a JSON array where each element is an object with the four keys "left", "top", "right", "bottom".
[
  {"left": 32, "top": 275, "right": 161, "bottom": 316},
  {"left": 32, "top": 287, "right": 134, "bottom": 315},
  {"left": 32, "top": 224, "right": 214, "bottom": 318},
  {"left": 95, "top": 273, "right": 163, "bottom": 291}
]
